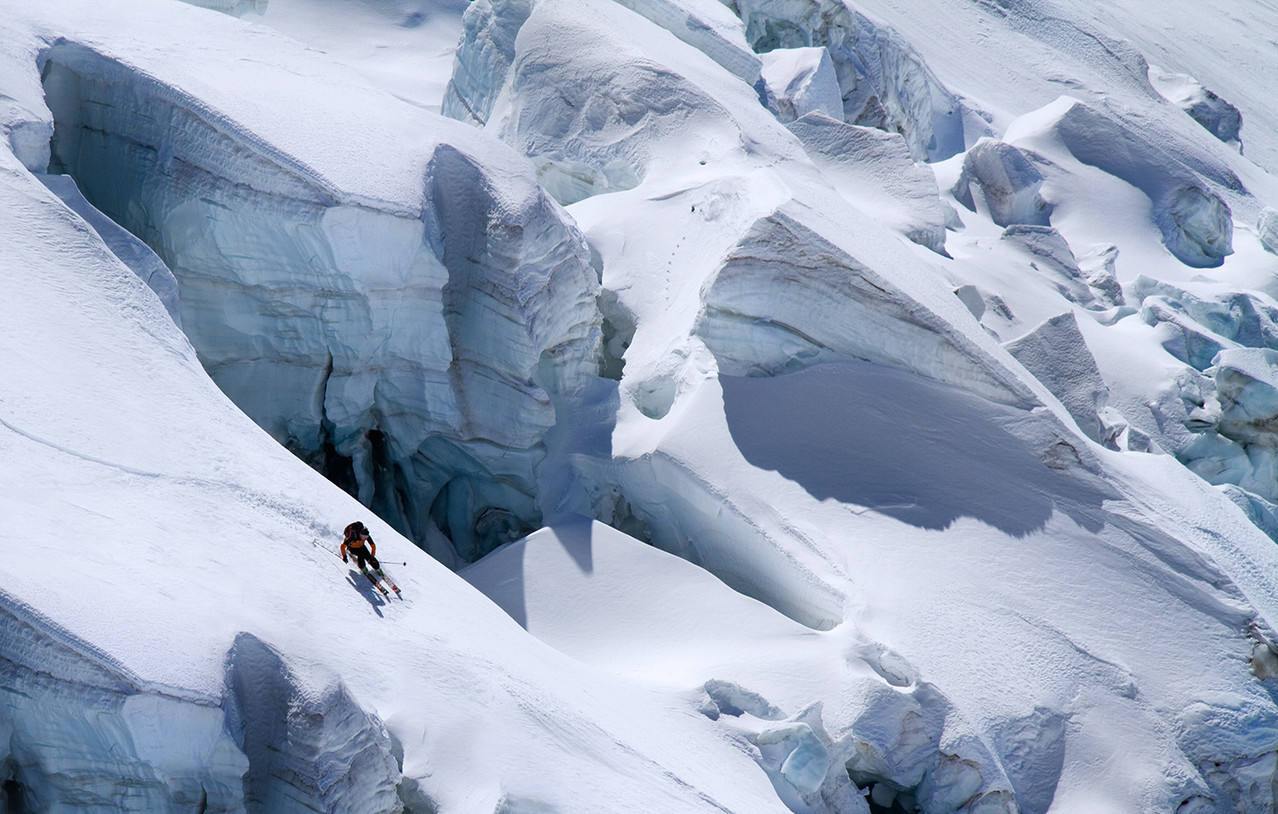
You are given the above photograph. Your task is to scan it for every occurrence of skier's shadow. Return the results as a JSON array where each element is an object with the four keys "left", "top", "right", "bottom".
[{"left": 346, "top": 570, "right": 389, "bottom": 617}]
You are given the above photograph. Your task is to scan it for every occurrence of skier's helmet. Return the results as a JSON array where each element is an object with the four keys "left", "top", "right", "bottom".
[{"left": 344, "top": 521, "right": 366, "bottom": 539}]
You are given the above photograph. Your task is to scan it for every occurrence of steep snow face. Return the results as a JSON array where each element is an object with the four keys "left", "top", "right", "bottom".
[
  {"left": 0, "top": 99, "right": 794, "bottom": 814},
  {"left": 37, "top": 172, "right": 182, "bottom": 327},
  {"left": 12, "top": 0, "right": 1278, "bottom": 811},
  {"left": 694, "top": 204, "right": 1021, "bottom": 404},
  {"left": 462, "top": 521, "right": 1024, "bottom": 814},
  {"left": 784, "top": 112, "right": 949, "bottom": 254},
  {"left": 41, "top": 40, "right": 600, "bottom": 563}
]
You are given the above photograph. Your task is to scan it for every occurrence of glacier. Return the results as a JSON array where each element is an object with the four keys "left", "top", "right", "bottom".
[
  {"left": 39, "top": 31, "right": 601, "bottom": 564},
  {"left": 7, "top": 0, "right": 1278, "bottom": 812}
]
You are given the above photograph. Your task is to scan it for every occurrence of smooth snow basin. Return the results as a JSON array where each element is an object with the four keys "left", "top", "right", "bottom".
[{"left": 461, "top": 518, "right": 814, "bottom": 685}]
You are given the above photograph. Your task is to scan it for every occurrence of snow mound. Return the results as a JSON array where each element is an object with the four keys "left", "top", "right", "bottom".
[
  {"left": 462, "top": 520, "right": 1024, "bottom": 813},
  {"left": 786, "top": 112, "right": 948, "bottom": 254},
  {"left": 460, "top": 517, "right": 807, "bottom": 676}
]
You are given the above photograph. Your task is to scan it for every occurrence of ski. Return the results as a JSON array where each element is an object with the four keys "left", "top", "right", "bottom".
[{"left": 313, "top": 537, "right": 404, "bottom": 598}]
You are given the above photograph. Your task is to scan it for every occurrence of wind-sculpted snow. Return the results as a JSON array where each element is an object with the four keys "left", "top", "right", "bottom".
[
  {"left": 785, "top": 112, "right": 949, "bottom": 254},
  {"left": 469, "top": 0, "right": 809, "bottom": 206},
  {"left": 1149, "top": 65, "right": 1243, "bottom": 150},
  {"left": 463, "top": 523, "right": 1026, "bottom": 813},
  {"left": 1007, "top": 97, "right": 1234, "bottom": 268},
  {"left": 37, "top": 172, "right": 182, "bottom": 327},
  {"left": 41, "top": 39, "right": 600, "bottom": 562},
  {"left": 611, "top": 0, "right": 761, "bottom": 84},
  {"left": 0, "top": 103, "right": 798, "bottom": 814},
  {"left": 734, "top": 0, "right": 964, "bottom": 162},
  {"left": 695, "top": 203, "right": 1027, "bottom": 405},
  {"left": 445, "top": 0, "right": 760, "bottom": 134}
]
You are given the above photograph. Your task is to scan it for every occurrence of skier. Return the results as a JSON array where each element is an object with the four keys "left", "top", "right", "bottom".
[{"left": 341, "top": 521, "right": 401, "bottom": 598}]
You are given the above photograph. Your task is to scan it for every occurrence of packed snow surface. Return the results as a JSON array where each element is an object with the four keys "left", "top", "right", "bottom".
[{"left": 7, "top": 0, "right": 1278, "bottom": 812}]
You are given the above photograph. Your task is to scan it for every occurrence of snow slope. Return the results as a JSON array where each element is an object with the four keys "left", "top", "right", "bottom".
[
  {"left": 6, "top": 0, "right": 1278, "bottom": 812},
  {"left": 0, "top": 82, "right": 801, "bottom": 813}
]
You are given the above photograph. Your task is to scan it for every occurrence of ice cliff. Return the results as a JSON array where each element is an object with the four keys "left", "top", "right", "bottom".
[{"left": 40, "top": 35, "right": 600, "bottom": 563}]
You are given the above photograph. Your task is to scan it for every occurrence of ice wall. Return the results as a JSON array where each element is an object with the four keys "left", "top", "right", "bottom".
[
  {"left": 41, "top": 41, "right": 600, "bottom": 562},
  {"left": 734, "top": 0, "right": 964, "bottom": 162},
  {"left": 0, "top": 594, "right": 412, "bottom": 814},
  {"left": 223, "top": 634, "right": 403, "bottom": 814},
  {"left": 0, "top": 597, "right": 248, "bottom": 813},
  {"left": 441, "top": 0, "right": 530, "bottom": 126},
  {"left": 951, "top": 139, "right": 1050, "bottom": 229}
]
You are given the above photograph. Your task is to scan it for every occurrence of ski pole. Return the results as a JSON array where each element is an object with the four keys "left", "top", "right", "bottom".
[{"left": 311, "top": 539, "right": 406, "bottom": 565}]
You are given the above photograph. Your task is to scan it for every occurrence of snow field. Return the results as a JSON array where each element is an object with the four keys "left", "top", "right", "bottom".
[{"left": 6, "top": 0, "right": 1278, "bottom": 811}]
